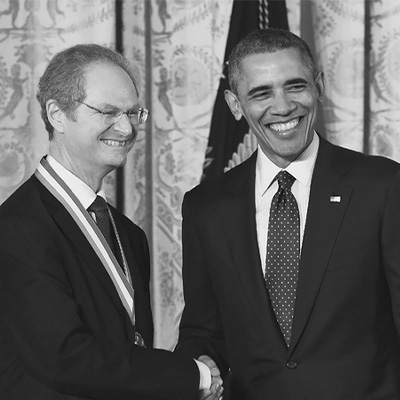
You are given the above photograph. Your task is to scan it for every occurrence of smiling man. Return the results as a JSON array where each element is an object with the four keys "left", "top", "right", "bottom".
[
  {"left": 0, "top": 44, "right": 223, "bottom": 400},
  {"left": 176, "top": 29, "right": 400, "bottom": 399},
  {"left": 224, "top": 46, "right": 324, "bottom": 169}
]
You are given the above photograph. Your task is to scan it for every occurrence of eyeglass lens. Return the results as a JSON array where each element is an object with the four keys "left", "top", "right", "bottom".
[{"left": 104, "top": 108, "right": 149, "bottom": 125}]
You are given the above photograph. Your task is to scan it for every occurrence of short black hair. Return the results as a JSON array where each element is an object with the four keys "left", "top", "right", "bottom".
[{"left": 228, "top": 28, "right": 318, "bottom": 94}]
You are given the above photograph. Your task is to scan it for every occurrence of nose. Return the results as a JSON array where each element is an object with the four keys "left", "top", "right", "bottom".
[
  {"left": 270, "top": 91, "right": 296, "bottom": 115},
  {"left": 113, "top": 113, "right": 133, "bottom": 136}
]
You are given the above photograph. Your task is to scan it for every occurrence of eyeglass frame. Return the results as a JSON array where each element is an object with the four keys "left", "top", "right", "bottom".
[{"left": 75, "top": 100, "right": 149, "bottom": 126}]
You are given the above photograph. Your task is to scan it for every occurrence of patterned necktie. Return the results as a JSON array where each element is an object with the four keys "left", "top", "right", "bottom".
[
  {"left": 88, "top": 196, "right": 116, "bottom": 255},
  {"left": 265, "top": 171, "right": 300, "bottom": 346}
]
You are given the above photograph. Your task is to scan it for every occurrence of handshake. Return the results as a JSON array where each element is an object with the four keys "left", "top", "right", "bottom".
[{"left": 198, "top": 355, "right": 224, "bottom": 400}]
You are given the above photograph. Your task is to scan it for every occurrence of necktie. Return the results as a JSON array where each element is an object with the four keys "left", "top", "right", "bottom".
[
  {"left": 88, "top": 196, "right": 116, "bottom": 255},
  {"left": 265, "top": 171, "right": 300, "bottom": 346}
]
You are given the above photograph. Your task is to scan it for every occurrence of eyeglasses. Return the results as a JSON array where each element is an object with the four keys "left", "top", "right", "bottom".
[{"left": 76, "top": 100, "right": 149, "bottom": 126}]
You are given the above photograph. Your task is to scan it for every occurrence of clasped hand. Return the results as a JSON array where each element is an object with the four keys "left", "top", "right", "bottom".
[{"left": 198, "top": 355, "right": 223, "bottom": 400}]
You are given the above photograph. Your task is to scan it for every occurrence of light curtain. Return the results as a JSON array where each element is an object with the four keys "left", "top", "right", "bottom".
[
  {"left": 120, "top": 0, "right": 234, "bottom": 349},
  {"left": 308, "top": 0, "right": 400, "bottom": 158},
  {"left": 0, "top": 0, "right": 118, "bottom": 204},
  {"left": 1, "top": 0, "right": 400, "bottom": 351}
]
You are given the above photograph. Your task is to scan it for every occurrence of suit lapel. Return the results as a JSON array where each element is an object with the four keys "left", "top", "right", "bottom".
[
  {"left": 289, "top": 139, "right": 353, "bottom": 352},
  {"left": 39, "top": 183, "right": 126, "bottom": 313},
  {"left": 109, "top": 214, "right": 145, "bottom": 331},
  {"left": 111, "top": 214, "right": 141, "bottom": 289},
  {"left": 220, "top": 153, "right": 278, "bottom": 332}
]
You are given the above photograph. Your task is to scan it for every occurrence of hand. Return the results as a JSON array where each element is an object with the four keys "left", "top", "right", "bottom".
[
  {"left": 198, "top": 355, "right": 223, "bottom": 400},
  {"left": 199, "top": 381, "right": 223, "bottom": 400}
]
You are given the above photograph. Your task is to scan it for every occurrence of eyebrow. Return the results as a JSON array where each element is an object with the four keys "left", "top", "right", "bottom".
[
  {"left": 96, "top": 102, "right": 140, "bottom": 111},
  {"left": 247, "top": 77, "right": 310, "bottom": 98}
]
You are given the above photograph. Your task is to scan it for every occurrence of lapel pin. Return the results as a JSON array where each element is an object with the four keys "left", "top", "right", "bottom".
[{"left": 330, "top": 195, "right": 341, "bottom": 203}]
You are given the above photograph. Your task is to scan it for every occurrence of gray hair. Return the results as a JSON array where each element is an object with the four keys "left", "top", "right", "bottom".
[{"left": 36, "top": 44, "right": 139, "bottom": 140}]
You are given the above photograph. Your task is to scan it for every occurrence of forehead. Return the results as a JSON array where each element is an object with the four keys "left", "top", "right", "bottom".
[
  {"left": 237, "top": 48, "right": 313, "bottom": 92},
  {"left": 84, "top": 62, "right": 138, "bottom": 105}
]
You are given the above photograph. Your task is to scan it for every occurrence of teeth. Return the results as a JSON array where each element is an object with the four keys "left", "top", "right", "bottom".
[
  {"left": 270, "top": 118, "right": 299, "bottom": 132},
  {"left": 102, "top": 140, "right": 126, "bottom": 147}
]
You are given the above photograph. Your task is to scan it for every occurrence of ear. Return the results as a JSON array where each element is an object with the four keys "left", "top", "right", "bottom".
[
  {"left": 314, "top": 72, "right": 325, "bottom": 102},
  {"left": 224, "top": 90, "right": 243, "bottom": 121},
  {"left": 46, "top": 99, "right": 66, "bottom": 133}
]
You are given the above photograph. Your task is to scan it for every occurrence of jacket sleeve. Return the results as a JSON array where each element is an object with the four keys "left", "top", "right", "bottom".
[{"left": 175, "top": 193, "right": 229, "bottom": 376}]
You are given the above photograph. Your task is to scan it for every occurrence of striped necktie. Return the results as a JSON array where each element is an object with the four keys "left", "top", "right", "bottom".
[{"left": 88, "top": 196, "right": 117, "bottom": 256}]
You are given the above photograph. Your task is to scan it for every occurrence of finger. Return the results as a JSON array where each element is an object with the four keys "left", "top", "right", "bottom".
[
  {"left": 211, "top": 376, "right": 223, "bottom": 386},
  {"left": 210, "top": 382, "right": 223, "bottom": 395},
  {"left": 198, "top": 355, "right": 221, "bottom": 376},
  {"left": 199, "top": 389, "right": 211, "bottom": 400},
  {"left": 201, "top": 389, "right": 218, "bottom": 400}
]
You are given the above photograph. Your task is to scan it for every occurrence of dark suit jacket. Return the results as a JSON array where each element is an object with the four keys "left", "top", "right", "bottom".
[
  {"left": 0, "top": 175, "right": 199, "bottom": 400},
  {"left": 176, "top": 137, "right": 400, "bottom": 400}
]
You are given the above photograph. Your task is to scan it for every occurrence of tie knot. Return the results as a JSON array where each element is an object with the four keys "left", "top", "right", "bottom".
[
  {"left": 276, "top": 171, "right": 295, "bottom": 190},
  {"left": 88, "top": 195, "right": 108, "bottom": 213}
]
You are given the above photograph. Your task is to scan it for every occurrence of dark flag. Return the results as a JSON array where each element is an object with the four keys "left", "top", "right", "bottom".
[{"left": 201, "top": 0, "right": 289, "bottom": 182}]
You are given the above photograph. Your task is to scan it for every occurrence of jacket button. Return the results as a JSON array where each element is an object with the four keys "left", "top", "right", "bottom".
[{"left": 286, "top": 361, "right": 298, "bottom": 369}]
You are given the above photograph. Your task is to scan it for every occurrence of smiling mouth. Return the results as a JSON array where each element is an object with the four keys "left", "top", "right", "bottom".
[
  {"left": 269, "top": 118, "right": 301, "bottom": 133},
  {"left": 101, "top": 139, "right": 128, "bottom": 147}
]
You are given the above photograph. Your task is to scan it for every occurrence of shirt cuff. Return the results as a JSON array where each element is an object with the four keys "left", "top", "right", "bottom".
[{"left": 194, "top": 359, "right": 212, "bottom": 390}]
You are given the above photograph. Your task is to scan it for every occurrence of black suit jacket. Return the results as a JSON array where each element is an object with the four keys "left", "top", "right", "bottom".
[
  {"left": 0, "top": 175, "right": 199, "bottom": 400},
  {"left": 176, "top": 137, "right": 400, "bottom": 400}
]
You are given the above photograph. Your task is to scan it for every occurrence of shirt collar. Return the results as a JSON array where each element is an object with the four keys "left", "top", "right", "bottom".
[
  {"left": 46, "top": 155, "right": 106, "bottom": 210},
  {"left": 256, "top": 132, "right": 320, "bottom": 196}
]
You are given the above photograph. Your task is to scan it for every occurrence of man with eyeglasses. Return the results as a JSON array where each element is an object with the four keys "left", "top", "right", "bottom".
[{"left": 0, "top": 44, "right": 222, "bottom": 400}]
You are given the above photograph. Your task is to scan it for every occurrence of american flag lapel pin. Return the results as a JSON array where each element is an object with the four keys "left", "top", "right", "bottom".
[{"left": 330, "top": 195, "right": 341, "bottom": 203}]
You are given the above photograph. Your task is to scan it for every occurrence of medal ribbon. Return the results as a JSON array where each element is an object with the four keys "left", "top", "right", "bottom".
[{"left": 35, "top": 157, "right": 136, "bottom": 326}]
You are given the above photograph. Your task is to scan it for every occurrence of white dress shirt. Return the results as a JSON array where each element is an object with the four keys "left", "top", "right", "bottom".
[
  {"left": 47, "top": 155, "right": 106, "bottom": 209},
  {"left": 255, "top": 133, "right": 319, "bottom": 274}
]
